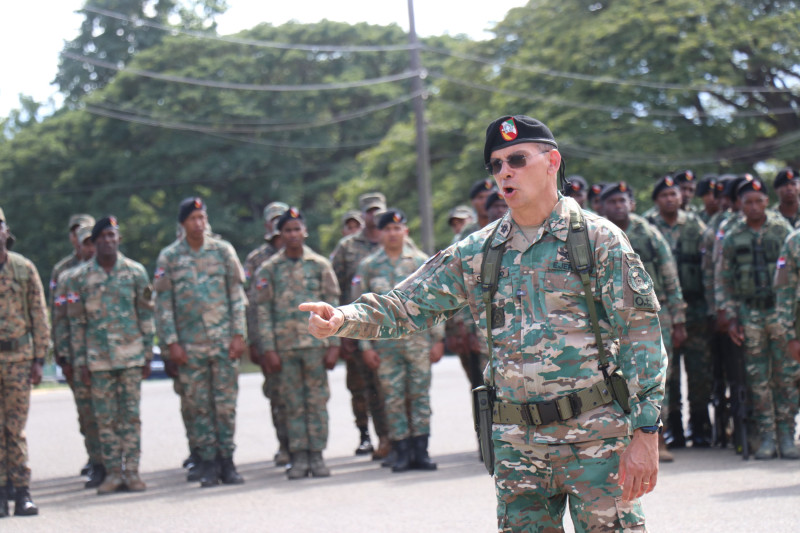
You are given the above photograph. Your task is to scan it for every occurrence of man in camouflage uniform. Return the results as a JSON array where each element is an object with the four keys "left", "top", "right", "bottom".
[
  {"left": 486, "top": 190, "right": 510, "bottom": 224},
  {"left": 302, "top": 115, "right": 665, "bottom": 532},
  {"left": 455, "top": 178, "right": 496, "bottom": 240},
  {"left": 717, "top": 177, "right": 798, "bottom": 460},
  {"left": 696, "top": 175, "right": 719, "bottom": 225},
  {"left": 256, "top": 208, "right": 340, "bottom": 479},
  {"left": 154, "top": 197, "right": 247, "bottom": 487},
  {"left": 447, "top": 205, "right": 473, "bottom": 244},
  {"left": 244, "top": 201, "right": 290, "bottom": 467},
  {"left": 329, "top": 192, "right": 390, "bottom": 459},
  {"left": 602, "top": 182, "right": 686, "bottom": 462},
  {"left": 48, "top": 214, "right": 97, "bottom": 477},
  {"left": 646, "top": 174, "right": 711, "bottom": 448},
  {"left": 52, "top": 224, "right": 105, "bottom": 488},
  {"left": 771, "top": 168, "right": 800, "bottom": 227},
  {"left": 354, "top": 209, "right": 445, "bottom": 472},
  {"left": 563, "top": 175, "right": 588, "bottom": 209},
  {"left": 0, "top": 207, "right": 48, "bottom": 517},
  {"left": 68, "top": 217, "right": 154, "bottom": 493},
  {"left": 342, "top": 210, "right": 364, "bottom": 237}
]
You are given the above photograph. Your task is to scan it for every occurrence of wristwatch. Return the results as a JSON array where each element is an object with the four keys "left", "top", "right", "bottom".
[{"left": 638, "top": 425, "right": 661, "bottom": 434}]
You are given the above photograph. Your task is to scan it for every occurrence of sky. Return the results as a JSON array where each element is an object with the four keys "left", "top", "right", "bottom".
[{"left": 0, "top": 0, "right": 528, "bottom": 119}]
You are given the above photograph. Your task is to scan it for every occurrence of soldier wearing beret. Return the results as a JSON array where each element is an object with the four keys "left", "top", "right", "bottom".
[
  {"left": 0, "top": 207, "right": 49, "bottom": 517},
  {"left": 68, "top": 217, "right": 154, "bottom": 493},
  {"left": 674, "top": 170, "right": 700, "bottom": 214},
  {"left": 154, "top": 197, "right": 247, "bottom": 487},
  {"left": 695, "top": 175, "right": 720, "bottom": 224},
  {"left": 717, "top": 177, "right": 799, "bottom": 459},
  {"left": 563, "top": 175, "right": 588, "bottom": 209},
  {"left": 354, "top": 209, "right": 445, "bottom": 472},
  {"left": 302, "top": 115, "right": 666, "bottom": 531},
  {"left": 587, "top": 182, "right": 606, "bottom": 216},
  {"left": 485, "top": 191, "right": 509, "bottom": 224},
  {"left": 329, "top": 193, "right": 391, "bottom": 459},
  {"left": 771, "top": 167, "right": 800, "bottom": 227},
  {"left": 244, "top": 201, "right": 290, "bottom": 467},
  {"left": 455, "top": 178, "right": 497, "bottom": 240},
  {"left": 256, "top": 208, "right": 341, "bottom": 478}
]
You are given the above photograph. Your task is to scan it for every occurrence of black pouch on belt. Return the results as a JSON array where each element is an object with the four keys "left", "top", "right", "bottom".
[{"left": 472, "top": 385, "right": 495, "bottom": 475}]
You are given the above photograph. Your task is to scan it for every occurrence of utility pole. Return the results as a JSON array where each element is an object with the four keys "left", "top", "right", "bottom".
[{"left": 407, "top": 0, "right": 435, "bottom": 254}]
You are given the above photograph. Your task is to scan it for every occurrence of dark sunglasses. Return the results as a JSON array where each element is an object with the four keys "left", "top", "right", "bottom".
[{"left": 485, "top": 151, "right": 549, "bottom": 175}]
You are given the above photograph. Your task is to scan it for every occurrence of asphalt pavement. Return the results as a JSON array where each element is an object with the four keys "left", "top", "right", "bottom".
[{"left": 7, "top": 356, "right": 800, "bottom": 532}]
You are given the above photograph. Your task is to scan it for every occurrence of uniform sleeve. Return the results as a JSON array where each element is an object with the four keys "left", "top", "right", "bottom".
[
  {"left": 26, "top": 261, "right": 51, "bottom": 361},
  {"left": 244, "top": 252, "right": 260, "bottom": 347},
  {"left": 351, "top": 261, "right": 373, "bottom": 351},
  {"left": 336, "top": 246, "right": 467, "bottom": 340},
  {"left": 774, "top": 232, "right": 800, "bottom": 341},
  {"left": 154, "top": 251, "right": 179, "bottom": 346},
  {"left": 134, "top": 265, "right": 155, "bottom": 360},
  {"left": 597, "top": 232, "right": 666, "bottom": 430},
  {"left": 224, "top": 244, "right": 247, "bottom": 338},
  {"left": 67, "top": 274, "right": 88, "bottom": 368},
  {"left": 255, "top": 263, "right": 277, "bottom": 352},
  {"left": 715, "top": 234, "right": 737, "bottom": 320},
  {"left": 52, "top": 271, "right": 72, "bottom": 364},
  {"left": 653, "top": 230, "right": 686, "bottom": 325}
]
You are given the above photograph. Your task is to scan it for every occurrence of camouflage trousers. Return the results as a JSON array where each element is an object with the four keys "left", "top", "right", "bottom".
[
  {"left": 375, "top": 339, "right": 432, "bottom": 440},
  {"left": 658, "top": 307, "right": 674, "bottom": 423},
  {"left": 172, "top": 377, "right": 199, "bottom": 452},
  {"left": 669, "top": 318, "right": 713, "bottom": 413},
  {"left": 281, "top": 348, "right": 329, "bottom": 452},
  {"left": 345, "top": 345, "right": 388, "bottom": 437},
  {"left": 740, "top": 307, "right": 800, "bottom": 435},
  {"left": 69, "top": 373, "right": 102, "bottom": 464},
  {"left": 0, "top": 361, "right": 32, "bottom": 486},
  {"left": 494, "top": 435, "right": 645, "bottom": 532},
  {"left": 91, "top": 367, "right": 143, "bottom": 472},
  {"left": 178, "top": 343, "right": 239, "bottom": 461},
  {"left": 262, "top": 373, "right": 288, "bottom": 450}
]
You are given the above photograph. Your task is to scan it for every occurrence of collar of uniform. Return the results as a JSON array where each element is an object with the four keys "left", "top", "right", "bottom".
[
  {"left": 675, "top": 209, "right": 688, "bottom": 226},
  {"left": 278, "top": 244, "right": 313, "bottom": 260},
  {"left": 488, "top": 195, "right": 573, "bottom": 250},
  {"left": 91, "top": 252, "right": 124, "bottom": 273}
]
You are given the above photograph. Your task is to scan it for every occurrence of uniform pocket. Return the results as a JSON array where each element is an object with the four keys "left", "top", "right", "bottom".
[{"left": 614, "top": 497, "right": 646, "bottom": 531}]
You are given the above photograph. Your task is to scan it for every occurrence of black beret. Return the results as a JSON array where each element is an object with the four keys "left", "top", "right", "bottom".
[
  {"left": 565, "top": 175, "right": 588, "bottom": 193},
  {"left": 178, "top": 197, "right": 206, "bottom": 223},
  {"left": 485, "top": 190, "right": 507, "bottom": 211},
  {"left": 588, "top": 182, "right": 606, "bottom": 201},
  {"left": 673, "top": 170, "right": 695, "bottom": 184},
  {"left": 599, "top": 181, "right": 634, "bottom": 202},
  {"left": 377, "top": 209, "right": 407, "bottom": 230},
  {"left": 774, "top": 167, "right": 798, "bottom": 189},
  {"left": 736, "top": 175, "right": 768, "bottom": 197},
  {"left": 276, "top": 207, "right": 304, "bottom": 231},
  {"left": 696, "top": 175, "right": 717, "bottom": 197},
  {"left": 714, "top": 174, "right": 736, "bottom": 198},
  {"left": 469, "top": 178, "right": 496, "bottom": 199},
  {"left": 483, "top": 115, "right": 557, "bottom": 166},
  {"left": 651, "top": 174, "right": 680, "bottom": 201},
  {"left": 90, "top": 216, "right": 119, "bottom": 242},
  {"left": 725, "top": 174, "right": 753, "bottom": 201}
]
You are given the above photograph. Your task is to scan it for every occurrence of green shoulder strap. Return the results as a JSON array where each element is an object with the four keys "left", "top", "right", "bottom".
[
  {"left": 481, "top": 222, "right": 505, "bottom": 387},
  {"left": 7, "top": 252, "right": 31, "bottom": 329}
]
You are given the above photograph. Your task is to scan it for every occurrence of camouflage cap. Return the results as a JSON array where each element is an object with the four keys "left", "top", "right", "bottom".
[
  {"left": 263, "top": 201, "right": 289, "bottom": 222},
  {"left": 75, "top": 225, "right": 94, "bottom": 243},
  {"left": 448, "top": 205, "right": 474, "bottom": 222},
  {"left": 358, "top": 192, "right": 387, "bottom": 212},
  {"left": 341, "top": 210, "right": 364, "bottom": 226},
  {"left": 68, "top": 213, "right": 95, "bottom": 231}
]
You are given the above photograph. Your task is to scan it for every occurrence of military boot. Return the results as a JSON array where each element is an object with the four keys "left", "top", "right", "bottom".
[
  {"left": 372, "top": 436, "right": 391, "bottom": 461},
  {"left": 664, "top": 411, "right": 686, "bottom": 449},
  {"left": 274, "top": 446, "right": 290, "bottom": 467},
  {"left": 0, "top": 486, "right": 8, "bottom": 518},
  {"left": 689, "top": 409, "right": 712, "bottom": 448},
  {"left": 658, "top": 435, "right": 674, "bottom": 462},
  {"left": 409, "top": 435, "right": 437, "bottom": 471},
  {"left": 124, "top": 469, "right": 147, "bottom": 492},
  {"left": 80, "top": 461, "right": 92, "bottom": 477},
  {"left": 287, "top": 451, "right": 310, "bottom": 480},
  {"left": 97, "top": 468, "right": 125, "bottom": 495},
  {"left": 198, "top": 459, "right": 221, "bottom": 488},
  {"left": 13, "top": 487, "right": 38, "bottom": 516},
  {"left": 381, "top": 447, "right": 398, "bottom": 468},
  {"left": 309, "top": 452, "right": 331, "bottom": 478},
  {"left": 355, "top": 426, "right": 373, "bottom": 456},
  {"left": 182, "top": 448, "right": 200, "bottom": 470},
  {"left": 390, "top": 439, "right": 411, "bottom": 473},
  {"left": 85, "top": 463, "right": 106, "bottom": 489},
  {"left": 754, "top": 433, "right": 777, "bottom": 460},
  {"left": 777, "top": 425, "right": 800, "bottom": 460},
  {"left": 219, "top": 457, "right": 245, "bottom": 485}
]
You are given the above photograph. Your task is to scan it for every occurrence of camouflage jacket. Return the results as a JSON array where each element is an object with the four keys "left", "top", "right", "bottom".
[
  {"left": 154, "top": 236, "right": 247, "bottom": 347},
  {"left": 67, "top": 253, "right": 155, "bottom": 371},
  {"left": 353, "top": 244, "right": 445, "bottom": 352},
  {"left": 770, "top": 201, "right": 800, "bottom": 228},
  {"left": 0, "top": 251, "right": 50, "bottom": 363},
  {"left": 774, "top": 228, "right": 800, "bottom": 341},
  {"left": 623, "top": 214, "right": 686, "bottom": 325},
  {"left": 49, "top": 252, "right": 81, "bottom": 359},
  {"left": 330, "top": 229, "right": 381, "bottom": 305},
  {"left": 52, "top": 260, "right": 91, "bottom": 365},
  {"left": 244, "top": 240, "right": 278, "bottom": 349},
  {"left": 255, "top": 245, "right": 340, "bottom": 352},
  {"left": 701, "top": 210, "right": 738, "bottom": 315},
  {"left": 715, "top": 211, "right": 792, "bottom": 320},
  {"left": 335, "top": 197, "right": 665, "bottom": 444}
]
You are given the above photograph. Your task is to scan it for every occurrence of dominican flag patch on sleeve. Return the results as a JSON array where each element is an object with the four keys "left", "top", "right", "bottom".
[
  {"left": 351, "top": 275, "right": 361, "bottom": 286},
  {"left": 777, "top": 256, "right": 787, "bottom": 269},
  {"left": 256, "top": 278, "right": 269, "bottom": 290},
  {"left": 154, "top": 267, "right": 165, "bottom": 279},
  {"left": 67, "top": 292, "right": 80, "bottom": 304},
  {"left": 55, "top": 294, "right": 67, "bottom": 307}
]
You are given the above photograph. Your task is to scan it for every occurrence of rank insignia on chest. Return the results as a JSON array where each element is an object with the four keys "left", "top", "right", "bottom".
[
  {"left": 154, "top": 267, "right": 165, "bottom": 279},
  {"left": 256, "top": 278, "right": 269, "bottom": 290},
  {"left": 491, "top": 305, "right": 505, "bottom": 328},
  {"left": 627, "top": 265, "right": 653, "bottom": 295},
  {"left": 54, "top": 294, "right": 67, "bottom": 307},
  {"left": 67, "top": 292, "right": 80, "bottom": 304}
]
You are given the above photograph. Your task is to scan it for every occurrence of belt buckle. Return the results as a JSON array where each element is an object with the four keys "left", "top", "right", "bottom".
[
  {"left": 537, "top": 401, "right": 559, "bottom": 425},
  {"left": 556, "top": 395, "right": 578, "bottom": 420}
]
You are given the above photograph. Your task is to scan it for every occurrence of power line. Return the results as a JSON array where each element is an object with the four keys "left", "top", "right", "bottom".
[{"left": 61, "top": 51, "right": 422, "bottom": 92}]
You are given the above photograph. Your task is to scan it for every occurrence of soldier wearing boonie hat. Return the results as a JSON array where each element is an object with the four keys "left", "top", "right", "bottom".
[
  {"left": 341, "top": 210, "right": 364, "bottom": 237},
  {"left": 447, "top": 205, "right": 474, "bottom": 240}
]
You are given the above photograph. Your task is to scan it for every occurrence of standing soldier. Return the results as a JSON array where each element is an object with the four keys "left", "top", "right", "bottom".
[
  {"left": 0, "top": 207, "right": 48, "bottom": 517},
  {"left": 485, "top": 191, "right": 510, "bottom": 224},
  {"left": 355, "top": 209, "right": 445, "bottom": 472},
  {"left": 588, "top": 182, "right": 606, "bottom": 215},
  {"left": 695, "top": 175, "right": 720, "bottom": 224},
  {"left": 771, "top": 168, "right": 800, "bottom": 227},
  {"left": 244, "top": 201, "right": 290, "bottom": 467},
  {"left": 68, "top": 217, "right": 155, "bottom": 493},
  {"left": 447, "top": 205, "right": 473, "bottom": 244},
  {"left": 52, "top": 224, "right": 104, "bottom": 488},
  {"left": 48, "top": 214, "right": 96, "bottom": 478},
  {"left": 456, "top": 178, "right": 496, "bottom": 240},
  {"left": 563, "top": 175, "right": 588, "bottom": 209},
  {"left": 341, "top": 210, "right": 364, "bottom": 237},
  {"left": 154, "top": 197, "right": 247, "bottom": 487},
  {"left": 674, "top": 170, "right": 700, "bottom": 214},
  {"left": 602, "top": 182, "right": 686, "bottom": 462},
  {"left": 646, "top": 175, "right": 711, "bottom": 449},
  {"left": 329, "top": 193, "right": 390, "bottom": 459},
  {"left": 256, "top": 208, "right": 340, "bottom": 478},
  {"left": 717, "top": 177, "right": 798, "bottom": 459}
]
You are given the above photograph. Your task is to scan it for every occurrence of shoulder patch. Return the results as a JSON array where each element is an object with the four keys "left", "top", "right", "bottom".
[{"left": 627, "top": 264, "right": 654, "bottom": 295}]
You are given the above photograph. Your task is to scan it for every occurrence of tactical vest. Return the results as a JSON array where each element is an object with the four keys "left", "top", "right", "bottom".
[
  {"left": 730, "top": 223, "right": 785, "bottom": 300},
  {"left": 647, "top": 214, "right": 703, "bottom": 301},
  {"left": 626, "top": 227, "right": 664, "bottom": 298}
]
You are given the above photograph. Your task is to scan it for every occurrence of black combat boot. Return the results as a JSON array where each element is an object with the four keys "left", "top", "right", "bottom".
[
  {"left": 13, "top": 487, "right": 38, "bottom": 516},
  {"left": 355, "top": 426, "right": 373, "bottom": 455},
  {"left": 308, "top": 452, "right": 331, "bottom": 478},
  {"left": 287, "top": 451, "right": 310, "bottom": 480},
  {"left": 381, "top": 447, "right": 398, "bottom": 468},
  {"left": 183, "top": 448, "right": 200, "bottom": 469},
  {"left": 80, "top": 461, "right": 92, "bottom": 477},
  {"left": 198, "top": 459, "right": 220, "bottom": 488},
  {"left": 0, "top": 486, "right": 8, "bottom": 518},
  {"left": 689, "top": 409, "right": 712, "bottom": 448},
  {"left": 664, "top": 411, "right": 686, "bottom": 449},
  {"left": 219, "top": 457, "right": 245, "bottom": 485},
  {"left": 409, "top": 435, "right": 437, "bottom": 471},
  {"left": 390, "top": 439, "right": 412, "bottom": 473},
  {"left": 85, "top": 463, "right": 105, "bottom": 489}
]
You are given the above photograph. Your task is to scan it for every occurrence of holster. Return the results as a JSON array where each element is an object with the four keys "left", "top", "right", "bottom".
[
  {"left": 605, "top": 368, "right": 631, "bottom": 414},
  {"left": 472, "top": 385, "right": 495, "bottom": 475}
]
